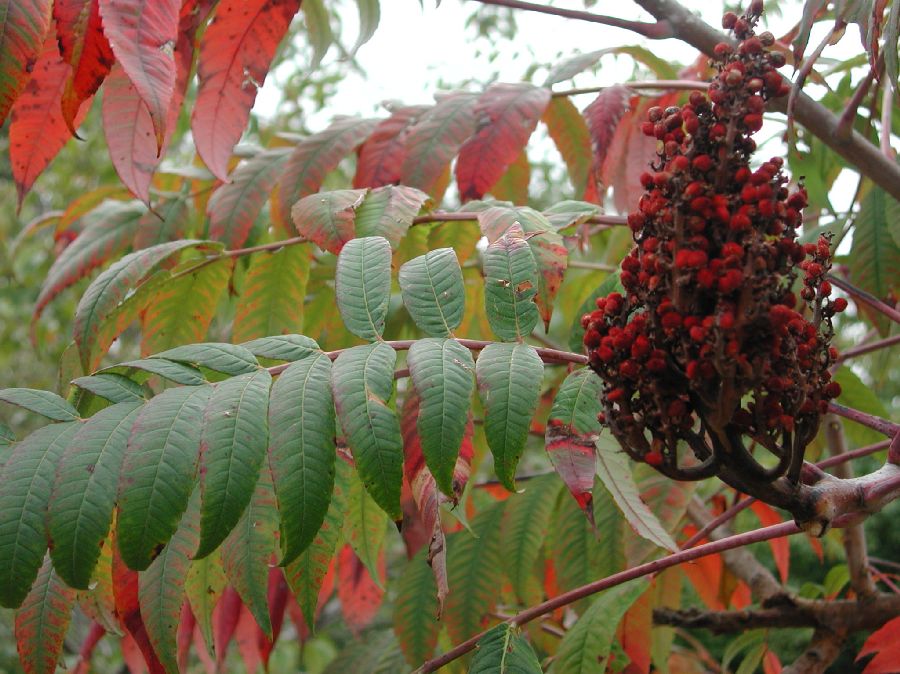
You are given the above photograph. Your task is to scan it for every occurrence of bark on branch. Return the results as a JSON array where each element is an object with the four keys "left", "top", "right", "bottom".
[{"left": 653, "top": 595, "right": 900, "bottom": 632}]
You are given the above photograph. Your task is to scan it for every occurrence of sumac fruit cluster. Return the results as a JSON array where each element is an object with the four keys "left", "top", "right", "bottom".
[{"left": 583, "top": 1, "right": 844, "bottom": 483}]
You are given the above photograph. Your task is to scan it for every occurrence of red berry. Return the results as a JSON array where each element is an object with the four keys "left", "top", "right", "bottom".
[{"left": 644, "top": 451, "right": 663, "bottom": 466}]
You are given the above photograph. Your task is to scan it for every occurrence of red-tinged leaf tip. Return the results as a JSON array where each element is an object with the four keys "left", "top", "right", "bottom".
[
  {"left": 455, "top": 83, "right": 550, "bottom": 202},
  {"left": 192, "top": 0, "right": 302, "bottom": 181},
  {"left": 15, "top": 557, "right": 77, "bottom": 674},
  {"left": 750, "top": 501, "right": 789, "bottom": 583},
  {"left": 9, "top": 33, "right": 90, "bottom": 210},
  {"left": 55, "top": 0, "right": 116, "bottom": 135},
  {"left": 353, "top": 105, "right": 429, "bottom": 188},
  {"left": 0, "top": 0, "right": 52, "bottom": 128},
  {"left": 857, "top": 616, "right": 900, "bottom": 674},
  {"left": 98, "top": 0, "right": 180, "bottom": 152},
  {"left": 336, "top": 544, "right": 385, "bottom": 635},
  {"left": 546, "top": 426, "right": 596, "bottom": 521},
  {"left": 583, "top": 84, "right": 630, "bottom": 178}
]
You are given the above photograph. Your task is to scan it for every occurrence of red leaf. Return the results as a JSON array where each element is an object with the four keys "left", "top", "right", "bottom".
[
  {"left": 54, "top": 0, "right": 115, "bottom": 133},
  {"left": 206, "top": 147, "right": 290, "bottom": 248},
  {"left": 337, "top": 544, "right": 385, "bottom": 635},
  {"left": 212, "top": 586, "right": 242, "bottom": 669},
  {"left": 234, "top": 604, "right": 262, "bottom": 674},
  {"left": 176, "top": 601, "right": 194, "bottom": 673},
  {"left": 276, "top": 117, "right": 377, "bottom": 227},
  {"left": 112, "top": 545, "right": 165, "bottom": 674},
  {"left": 0, "top": 0, "right": 52, "bottom": 127},
  {"left": 400, "top": 392, "right": 473, "bottom": 614},
  {"left": 763, "top": 649, "right": 783, "bottom": 674},
  {"left": 750, "top": 501, "right": 789, "bottom": 583},
  {"left": 192, "top": 0, "right": 302, "bottom": 181},
  {"left": 455, "top": 83, "right": 550, "bottom": 202},
  {"left": 98, "top": 0, "right": 179, "bottom": 150},
  {"left": 70, "top": 622, "right": 106, "bottom": 674},
  {"left": 9, "top": 32, "right": 90, "bottom": 208},
  {"left": 858, "top": 616, "right": 900, "bottom": 673},
  {"left": 15, "top": 556, "right": 76, "bottom": 674},
  {"left": 600, "top": 94, "right": 677, "bottom": 214},
  {"left": 583, "top": 84, "right": 630, "bottom": 191},
  {"left": 545, "top": 428, "right": 595, "bottom": 517},
  {"left": 256, "top": 567, "right": 289, "bottom": 668},
  {"left": 102, "top": 2, "right": 206, "bottom": 203},
  {"left": 400, "top": 92, "right": 477, "bottom": 198},
  {"left": 353, "top": 104, "right": 429, "bottom": 188}
]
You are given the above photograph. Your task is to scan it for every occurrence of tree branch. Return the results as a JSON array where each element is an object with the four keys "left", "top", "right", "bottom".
[
  {"left": 824, "top": 415, "right": 877, "bottom": 597},
  {"left": 468, "top": 0, "right": 673, "bottom": 39},
  {"left": 628, "top": 0, "right": 900, "bottom": 202},
  {"left": 552, "top": 80, "right": 708, "bottom": 98},
  {"left": 653, "top": 595, "right": 900, "bottom": 632},
  {"left": 827, "top": 274, "right": 900, "bottom": 324},
  {"left": 782, "top": 628, "right": 847, "bottom": 674},
  {"left": 835, "top": 333, "right": 900, "bottom": 362},
  {"left": 415, "top": 521, "right": 802, "bottom": 672}
]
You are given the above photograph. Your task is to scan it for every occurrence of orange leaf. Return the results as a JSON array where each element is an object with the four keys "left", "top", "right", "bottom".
[
  {"left": 192, "top": 0, "right": 301, "bottom": 181},
  {"left": 858, "top": 616, "right": 900, "bottom": 673},
  {"left": 98, "top": 0, "right": 179, "bottom": 150},
  {"left": 750, "top": 501, "right": 790, "bottom": 583}
]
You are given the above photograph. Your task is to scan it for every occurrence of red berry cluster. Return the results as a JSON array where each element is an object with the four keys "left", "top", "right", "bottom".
[{"left": 582, "top": 1, "right": 845, "bottom": 482}]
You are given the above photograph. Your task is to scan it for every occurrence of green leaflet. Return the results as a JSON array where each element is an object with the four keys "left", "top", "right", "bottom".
[
  {"left": 482, "top": 224, "right": 540, "bottom": 340},
  {"left": 332, "top": 343, "right": 403, "bottom": 520},
  {"left": 0, "top": 422, "right": 79, "bottom": 608},
  {"left": 48, "top": 401, "right": 143, "bottom": 589},
  {"left": 550, "top": 580, "right": 648, "bottom": 673},
  {"left": 850, "top": 186, "right": 900, "bottom": 334},
  {"left": 268, "top": 354, "right": 336, "bottom": 565},
  {"left": 500, "top": 474, "right": 563, "bottom": 604},
  {"left": 242, "top": 334, "right": 322, "bottom": 362},
  {"left": 476, "top": 343, "right": 543, "bottom": 490},
  {"left": 568, "top": 272, "right": 623, "bottom": 352},
  {"left": 301, "top": 0, "right": 333, "bottom": 68},
  {"left": 350, "top": 0, "right": 380, "bottom": 55},
  {"left": 469, "top": 622, "right": 543, "bottom": 674},
  {"left": 444, "top": 501, "right": 506, "bottom": 643},
  {"left": 185, "top": 551, "right": 226, "bottom": 657},
  {"left": 71, "top": 373, "right": 146, "bottom": 404},
  {"left": 14, "top": 555, "right": 76, "bottom": 674},
  {"left": 196, "top": 370, "right": 272, "bottom": 559},
  {"left": 117, "top": 385, "right": 211, "bottom": 571},
  {"left": 393, "top": 550, "right": 440, "bottom": 667},
  {"left": 334, "top": 236, "right": 393, "bottom": 341},
  {"left": 154, "top": 342, "right": 260, "bottom": 376},
  {"left": 542, "top": 200, "right": 601, "bottom": 232},
  {"left": 109, "top": 358, "right": 206, "bottom": 386},
  {"left": 0, "top": 388, "right": 79, "bottom": 421},
  {"left": 354, "top": 185, "right": 429, "bottom": 247},
  {"left": 221, "top": 469, "right": 278, "bottom": 638},
  {"left": 595, "top": 432, "right": 678, "bottom": 554},
  {"left": 344, "top": 468, "right": 388, "bottom": 589},
  {"left": 232, "top": 244, "right": 312, "bottom": 343},
  {"left": 290, "top": 188, "right": 366, "bottom": 255},
  {"left": 139, "top": 491, "right": 201, "bottom": 674},
  {"left": 73, "top": 240, "right": 209, "bottom": 372},
  {"left": 285, "top": 457, "right": 350, "bottom": 629},
  {"left": 399, "top": 248, "right": 466, "bottom": 337},
  {"left": 407, "top": 338, "right": 475, "bottom": 496}
]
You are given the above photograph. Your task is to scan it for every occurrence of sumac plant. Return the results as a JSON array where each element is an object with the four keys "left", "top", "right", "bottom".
[{"left": 0, "top": 0, "right": 899, "bottom": 673}]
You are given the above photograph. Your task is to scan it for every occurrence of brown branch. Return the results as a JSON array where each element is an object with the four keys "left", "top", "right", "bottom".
[
  {"left": 827, "top": 274, "right": 900, "bottom": 324},
  {"left": 268, "top": 338, "right": 588, "bottom": 377},
  {"left": 468, "top": 0, "right": 673, "bottom": 39},
  {"left": 824, "top": 415, "right": 877, "bottom": 597},
  {"left": 415, "top": 521, "right": 802, "bottom": 672},
  {"left": 553, "top": 80, "right": 708, "bottom": 98},
  {"left": 628, "top": 0, "right": 900, "bottom": 202},
  {"left": 836, "top": 333, "right": 900, "bottom": 362},
  {"left": 653, "top": 594, "right": 900, "bottom": 632},
  {"left": 782, "top": 628, "right": 847, "bottom": 674},
  {"left": 827, "top": 402, "right": 900, "bottom": 437}
]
